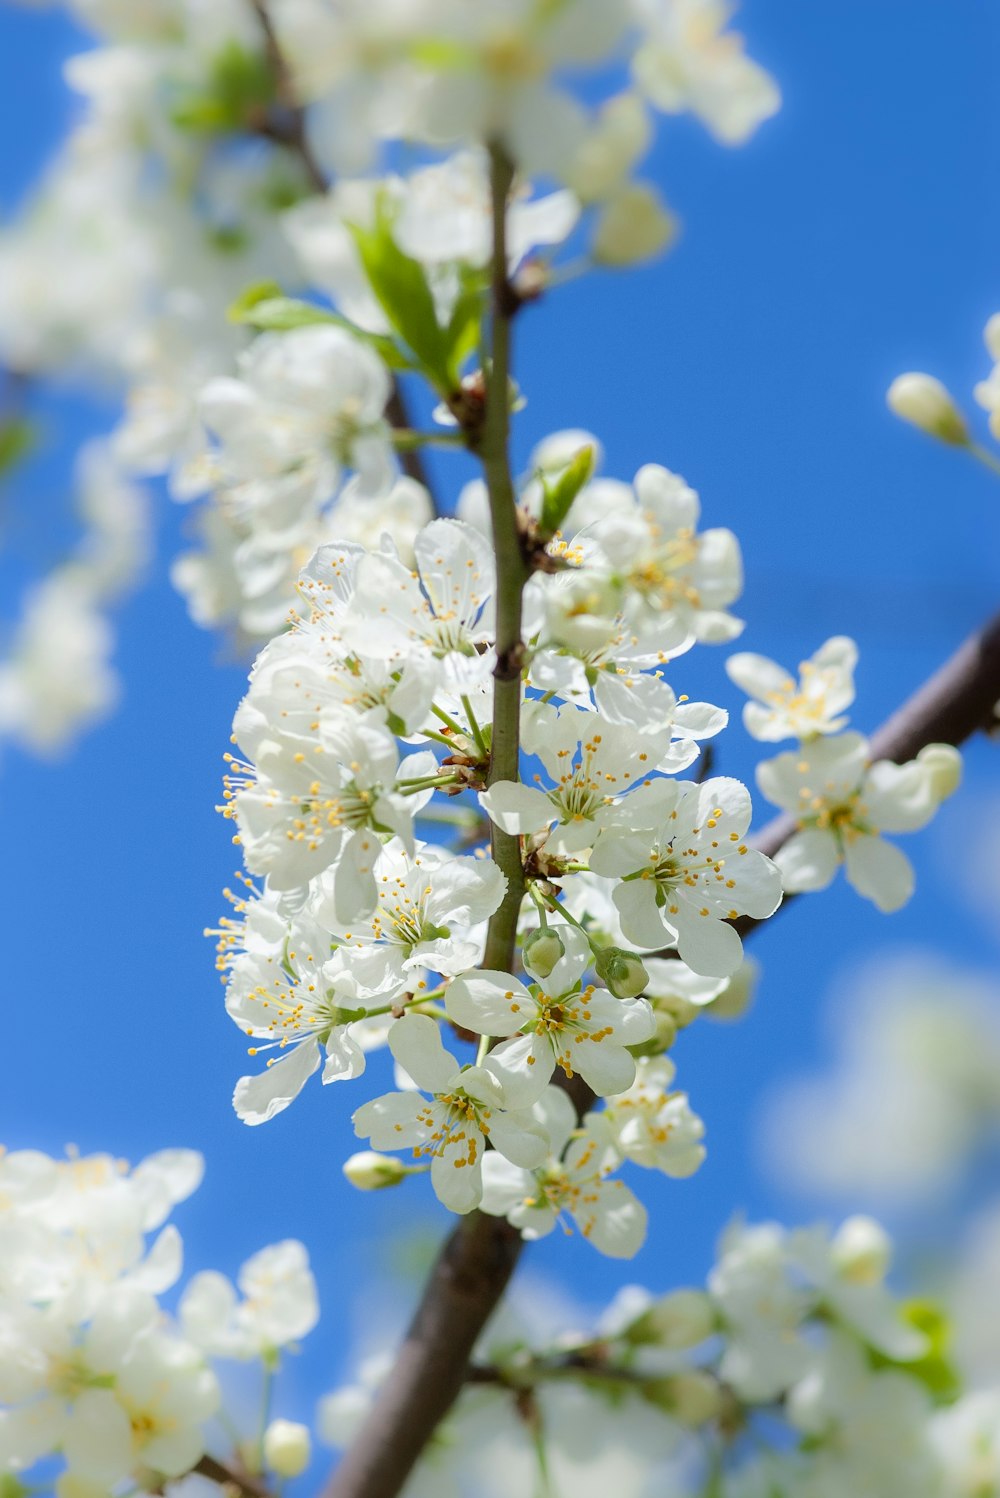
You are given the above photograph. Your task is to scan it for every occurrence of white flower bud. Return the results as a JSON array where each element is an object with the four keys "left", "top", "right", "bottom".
[
  {"left": 641, "top": 1289, "right": 717, "bottom": 1349},
  {"left": 832, "top": 1215, "right": 891, "bottom": 1286},
  {"left": 592, "top": 184, "right": 676, "bottom": 267},
  {"left": 343, "top": 1151, "right": 408, "bottom": 1191},
  {"left": 523, "top": 926, "right": 566, "bottom": 980},
  {"left": 263, "top": 1418, "right": 312, "bottom": 1478},
  {"left": 595, "top": 947, "right": 650, "bottom": 999},
  {"left": 916, "top": 742, "right": 962, "bottom": 803},
  {"left": 628, "top": 1008, "right": 677, "bottom": 1058},
  {"left": 642, "top": 1370, "right": 722, "bottom": 1424},
  {"left": 887, "top": 373, "right": 969, "bottom": 445}
]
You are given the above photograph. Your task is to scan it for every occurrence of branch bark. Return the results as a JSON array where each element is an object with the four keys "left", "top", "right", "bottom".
[{"left": 317, "top": 604, "right": 1000, "bottom": 1498}]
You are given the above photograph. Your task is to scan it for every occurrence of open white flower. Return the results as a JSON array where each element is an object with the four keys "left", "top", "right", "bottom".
[
  {"left": 343, "top": 518, "right": 495, "bottom": 687},
  {"left": 756, "top": 731, "right": 943, "bottom": 912},
  {"left": 223, "top": 709, "right": 437, "bottom": 904},
  {"left": 481, "top": 702, "right": 667, "bottom": 855},
  {"left": 352, "top": 1015, "right": 548, "bottom": 1214},
  {"left": 726, "top": 636, "right": 858, "bottom": 742},
  {"left": 198, "top": 325, "right": 394, "bottom": 510},
  {"left": 315, "top": 840, "right": 506, "bottom": 989},
  {"left": 226, "top": 913, "right": 396, "bottom": 1125},
  {"left": 632, "top": 0, "right": 781, "bottom": 145},
  {"left": 592, "top": 1056, "right": 706, "bottom": 1177},
  {"left": 480, "top": 1087, "right": 648, "bottom": 1258},
  {"left": 590, "top": 776, "right": 782, "bottom": 976},
  {"left": 446, "top": 930, "right": 654, "bottom": 1106},
  {"left": 179, "top": 1240, "right": 319, "bottom": 1360},
  {"left": 568, "top": 464, "right": 744, "bottom": 647}
]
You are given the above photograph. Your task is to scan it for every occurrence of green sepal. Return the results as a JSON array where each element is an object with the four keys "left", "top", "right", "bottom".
[{"left": 539, "top": 444, "right": 596, "bottom": 537}]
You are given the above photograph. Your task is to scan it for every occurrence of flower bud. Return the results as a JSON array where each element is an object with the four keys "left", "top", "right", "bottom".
[
  {"left": 887, "top": 373, "right": 969, "bottom": 445},
  {"left": 628, "top": 1009, "right": 677, "bottom": 1058},
  {"left": 595, "top": 947, "right": 649, "bottom": 999},
  {"left": 832, "top": 1215, "right": 891, "bottom": 1286},
  {"left": 916, "top": 743, "right": 962, "bottom": 803},
  {"left": 629, "top": 1288, "right": 717, "bottom": 1349},
  {"left": 263, "top": 1418, "right": 312, "bottom": 1478},
  {"left": 641, "top": 1371, "right": 722, "bottom": 1425},
  {"left": 523, "top": 926, "right": 566, "bottom": 980},
  {"left": 592, "top": 184, "right": 676, "bottom": 267},
  {"left": 343, "top": 1151, "right": 407, "bottom": 1191}
]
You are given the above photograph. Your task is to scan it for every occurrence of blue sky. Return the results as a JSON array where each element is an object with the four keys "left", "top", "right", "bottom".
[{"left": 2, "top": 0, "right": 999, "bottom": 1457}]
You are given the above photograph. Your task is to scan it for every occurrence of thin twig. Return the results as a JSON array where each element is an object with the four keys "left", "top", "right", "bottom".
[{"left": 194, "top": 1453, "right": 275, "bottom": 1498}]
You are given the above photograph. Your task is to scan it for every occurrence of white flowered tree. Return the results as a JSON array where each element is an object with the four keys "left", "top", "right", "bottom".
[{"left": 1, "top": 4, "right": 999, "bottom": 1498}]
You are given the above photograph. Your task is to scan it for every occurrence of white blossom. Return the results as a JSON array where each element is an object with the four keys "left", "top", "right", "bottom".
[
  {"left": 756, "top": 731, "right": 946, "bottom": 912},
  {"left": 726, "top": 635, "right": 858, "bottom": 742},
  {"left": 352, "top": 1015, "right": 548, "bottom": 1214}
]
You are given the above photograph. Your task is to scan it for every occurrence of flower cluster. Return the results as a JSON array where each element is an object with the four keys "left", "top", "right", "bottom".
[
  {"left": 727, "top": 636, "right": 962, "bottom": 911},
  {"left": 211, "top": 428, "right": 786, "bottom": 1246},
  {"left": 320, "top": 1213, "right": 994, "bottom": 1498},
  {"left": 0, "top": 1144, "right": 318, "bottom": 1495}
]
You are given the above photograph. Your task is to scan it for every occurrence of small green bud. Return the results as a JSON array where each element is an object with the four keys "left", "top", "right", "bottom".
[
  {"left": 343, "top": 1151, "right": 408, "bottom": 1191},
  {"left": 523, "top": 926, "right": 566, "bottom": 980},
  {"left": 595, "top": 947, "right": 649, "bottom": 999}
]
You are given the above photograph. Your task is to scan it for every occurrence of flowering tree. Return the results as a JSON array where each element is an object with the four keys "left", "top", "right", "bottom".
[{"left": 1, "top": 3, "right": 999, "bottom": 1497}]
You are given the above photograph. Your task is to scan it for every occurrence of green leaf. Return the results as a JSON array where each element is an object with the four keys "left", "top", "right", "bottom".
[
  {"left": 539, "top": 443, "right": 596, "bottom": 536},
  {"left": 227, "top": 288, "right": 412, "bottom": 371},
  {"left": 349, "top": 198, "right": 454, "bottom": 390}
]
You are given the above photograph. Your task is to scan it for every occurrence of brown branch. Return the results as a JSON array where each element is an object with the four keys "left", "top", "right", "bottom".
[
  {"left": 319, "top": 1214, "right": 523, "bottom": 1498},
  {"left": 194, "top": 1453, "right": 275, "bottom": 1498},
  {"left": 317, "top": 603, "right": 1000, "bottom": 1498}
]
